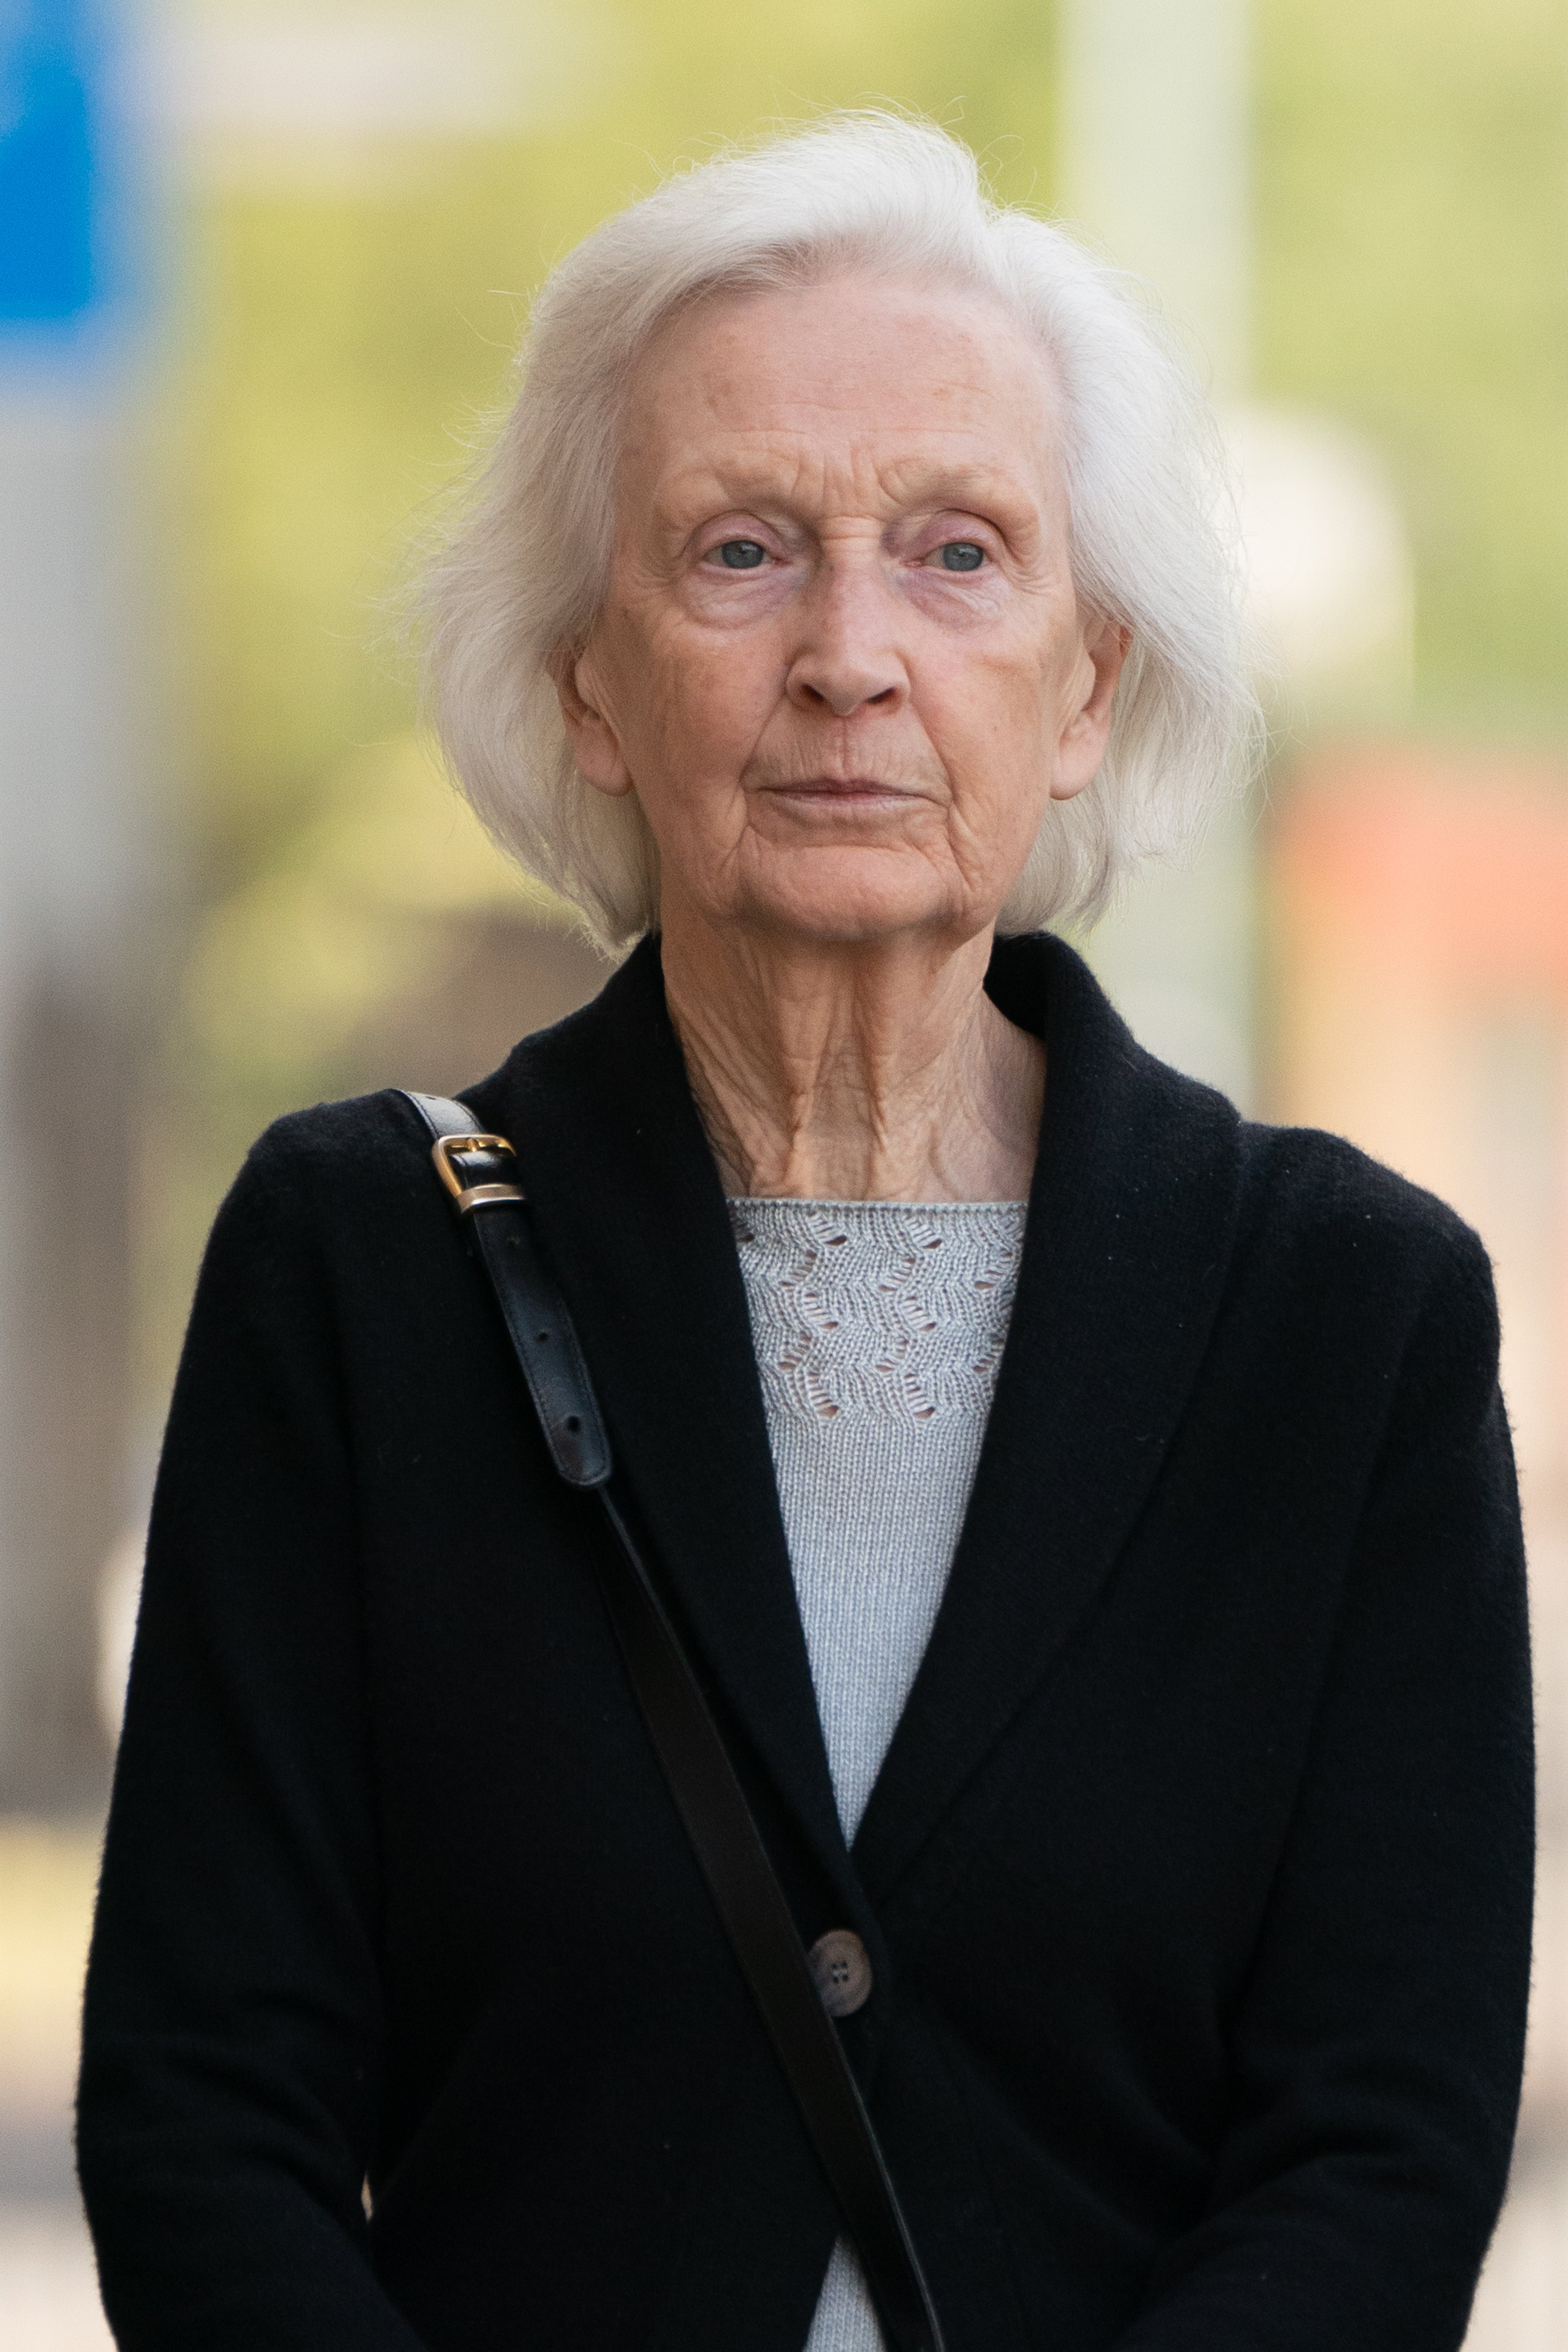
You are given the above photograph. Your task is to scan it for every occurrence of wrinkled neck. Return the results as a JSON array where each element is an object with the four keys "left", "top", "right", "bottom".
[{"left": 660, "top": 918, "right": 1044, "bottom": 1203}]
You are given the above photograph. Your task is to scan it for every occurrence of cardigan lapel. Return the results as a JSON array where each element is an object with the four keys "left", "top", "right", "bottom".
[
  {"left": 848, "top": 932, "right": 1244, "bottom": 1903},
  {"left": 473, "top": 939, "right": 859, "bottom": 1912},
  {"left": 470, "top": 929, "right": 1244, "bottom": 1923}
]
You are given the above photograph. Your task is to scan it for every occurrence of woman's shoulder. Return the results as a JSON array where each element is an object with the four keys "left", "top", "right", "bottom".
[
  {"left": 1231, "top": 1112, "right": 1497, "bottom": 1343},
  {"left": 233, "top": 1087, "right": 430, "bottom": 1198},
  {"left": 207, "top": 1089, "right": 455, "bottom": 1279}
]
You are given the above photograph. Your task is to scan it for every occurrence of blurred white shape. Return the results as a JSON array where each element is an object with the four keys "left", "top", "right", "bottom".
[
  {"left": 1059, "top": 0, "right": 1251, "bottom": 397},
  {"left": 95, "top": 1527, "right": 143, "bottom": 1747},
  {"left": 1059, "top": 3, "right": 1260, "bottom": 1112},
  {"left": 131, "top": 4, "right": 626, "bottom": 177},
  {"left": 1223, "top": 403, "right": 1415, "bottom": 699},
  {"left": 1463, "top": 2159, "right": 1568, "bottom": 2351},
  {"left": 153, "top": 13, "right": 532, "bottom": 137},
  {"left": 1090, "top": 404, "right": 1414, "bottom": 1108},
  {"left": 0, "top": 2204, "right": 111, "bottom": 2352}
]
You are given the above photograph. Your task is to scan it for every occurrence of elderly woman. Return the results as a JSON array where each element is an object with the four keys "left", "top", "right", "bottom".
[{"left": 80, "top": 116, "right": 1530, "bottom": 2352}]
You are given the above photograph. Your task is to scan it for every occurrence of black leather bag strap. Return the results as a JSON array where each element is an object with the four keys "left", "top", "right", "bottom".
[{"left": 403, "top": 1091, "right": 945, "bottom": 2352}]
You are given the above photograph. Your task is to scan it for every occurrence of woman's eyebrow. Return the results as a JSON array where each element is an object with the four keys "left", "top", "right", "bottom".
[{"left": 873, "top": 457, "right": 1043, "bottom": 514}]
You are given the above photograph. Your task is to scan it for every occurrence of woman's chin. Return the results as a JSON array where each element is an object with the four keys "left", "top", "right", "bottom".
[{"left": 711, "top": 846, "right": 995, "bottom": 950}]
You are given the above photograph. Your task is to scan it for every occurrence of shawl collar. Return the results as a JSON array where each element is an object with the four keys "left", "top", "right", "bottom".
[
  {"left": 469, "top": 931, "right": 1242, "bottom": 1915},
  {"left": 851, "top": 934, "right": 1242, "bottom": 1901}
]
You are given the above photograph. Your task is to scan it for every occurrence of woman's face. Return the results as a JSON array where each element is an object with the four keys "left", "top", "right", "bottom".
[{"left": 560, "top": 273, "right": 1125, "bottom": 950}]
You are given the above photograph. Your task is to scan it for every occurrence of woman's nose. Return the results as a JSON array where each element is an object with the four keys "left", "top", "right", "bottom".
[{"left": 784, "top": 566, "right": 908, "bottom": 717}]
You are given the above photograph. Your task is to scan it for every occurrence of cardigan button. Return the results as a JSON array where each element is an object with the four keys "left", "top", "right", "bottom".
[{"left": 809, "top": 1929, "right": 873, "bottom": 2018}]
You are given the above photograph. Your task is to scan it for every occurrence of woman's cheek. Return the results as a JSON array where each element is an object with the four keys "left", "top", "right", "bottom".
[{"left": 676, "top": 648, "right": 780, "bottom": 763}]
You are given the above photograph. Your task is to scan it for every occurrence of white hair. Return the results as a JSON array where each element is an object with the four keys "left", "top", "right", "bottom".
[{"left": 420, "top": 112, "right": 1259, "bottom": 948}]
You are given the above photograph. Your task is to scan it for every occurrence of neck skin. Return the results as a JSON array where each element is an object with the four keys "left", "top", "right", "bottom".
[{"left": 661, "top": 913, "right": 1045, "bottom": 1203}]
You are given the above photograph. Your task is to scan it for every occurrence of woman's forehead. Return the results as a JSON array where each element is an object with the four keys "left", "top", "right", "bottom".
[{"left": 620, "top": 274, "right": 1061, "bottom": 505}]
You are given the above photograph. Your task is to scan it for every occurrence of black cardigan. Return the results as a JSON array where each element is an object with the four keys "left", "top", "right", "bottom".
[{"left": 79, "top": 932, "right": 1534, "bottom": 2352}]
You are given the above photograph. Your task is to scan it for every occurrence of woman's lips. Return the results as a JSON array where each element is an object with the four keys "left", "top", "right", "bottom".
[{"left": 759, "top": 777, "right": 919, "bottom": 802}]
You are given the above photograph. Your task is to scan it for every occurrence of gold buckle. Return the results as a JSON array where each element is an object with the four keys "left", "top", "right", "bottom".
[{"left": 431, "top": 1132, "right": 524, "bottom": 1214}]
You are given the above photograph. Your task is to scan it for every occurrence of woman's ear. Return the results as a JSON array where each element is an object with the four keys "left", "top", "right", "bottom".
[
  {"left": 551, "top": 644, "right": 636, "bottom": 796},
  {"left": 1051, "top": 615, "right": 1130, "bottom": 803}
]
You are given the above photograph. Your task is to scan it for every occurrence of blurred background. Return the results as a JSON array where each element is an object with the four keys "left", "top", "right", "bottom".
[{"left": 1, "top": 1, "right": 1565, "bottom": 2342}]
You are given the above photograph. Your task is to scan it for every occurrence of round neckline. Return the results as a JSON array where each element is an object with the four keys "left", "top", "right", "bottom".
[{"left": 725, "top": 1196, "right": 1028, "bottom": 1213}]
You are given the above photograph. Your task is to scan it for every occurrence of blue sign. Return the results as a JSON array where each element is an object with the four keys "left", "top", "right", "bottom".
[{"left": 0, "top": 0, "right": 138, "bottom": 361}]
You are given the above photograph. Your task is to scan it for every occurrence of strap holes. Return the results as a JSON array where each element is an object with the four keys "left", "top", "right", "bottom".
[
  {"left": 564, "top": 1414, "right": 581, "bottom": 1433},
  {"left": 535, "top": 1329, "right": 550, "bottom": 1343}
]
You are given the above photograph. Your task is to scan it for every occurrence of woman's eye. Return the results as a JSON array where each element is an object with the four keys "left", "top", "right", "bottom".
[
  {"left": 938, "top": 540, "right": 986, "bottom": 573},
  {"left": 716, "top": 539, "right": 767, "bottom": 570}
]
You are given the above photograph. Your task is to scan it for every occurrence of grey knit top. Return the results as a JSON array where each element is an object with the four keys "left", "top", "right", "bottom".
[{"left": 728, "top": 1196, "right": 1027, "bottom": 2352}]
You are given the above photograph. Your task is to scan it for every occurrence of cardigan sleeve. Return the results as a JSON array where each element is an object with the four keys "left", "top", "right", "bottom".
[
  {"left": 77, "top": 1125, "right": 430, "bottom": 2352},
  {"left": 1114, "top": 1222, "right": 1535, "bottom": 2352}
]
